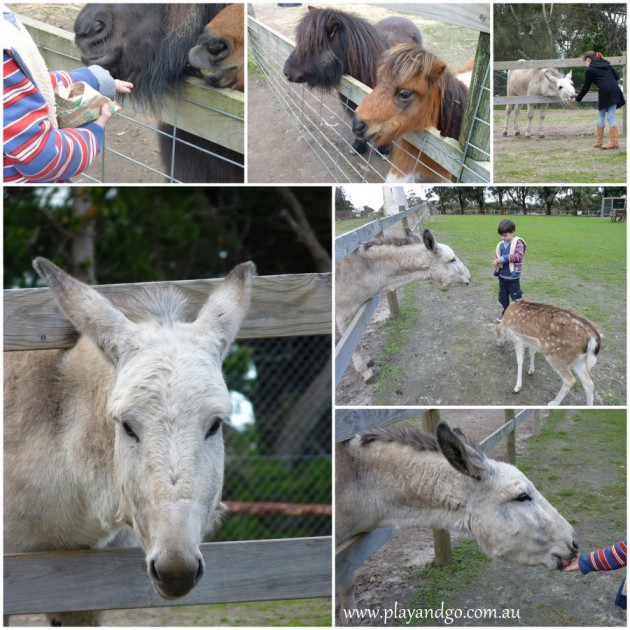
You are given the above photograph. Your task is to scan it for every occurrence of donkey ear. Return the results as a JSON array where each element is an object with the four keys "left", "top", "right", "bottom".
[
  {"left": 565, "top": 70, "right": 572, "bottom": 81},
  {"left": 437, "top": 422, "right": 487, "bottom": 480},
  {"left": 422, "top": 229, "right": 438, "bottom": 254},
  {"left": 194, "top": 261, "right": 256, "bottom": 358},
  {"left": 33, "top": 257, "right": 135, "bottom": 364}
]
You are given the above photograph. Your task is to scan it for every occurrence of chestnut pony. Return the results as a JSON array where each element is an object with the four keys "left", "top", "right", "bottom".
[
  {"left": 352, "top": 44, "right": 472, "bottom": 182},
  {"left": 188, "top": 4, "right": 244, "bottom": 92}
]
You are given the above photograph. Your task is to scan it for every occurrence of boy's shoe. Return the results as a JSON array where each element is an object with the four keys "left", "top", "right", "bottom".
[{"left": 495, "top": 315, "right": 503, "bottom": 323}]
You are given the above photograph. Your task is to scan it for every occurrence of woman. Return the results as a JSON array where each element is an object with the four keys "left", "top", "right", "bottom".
[{"left": 573, "top": 51, "right": 625, "bottom": 150}]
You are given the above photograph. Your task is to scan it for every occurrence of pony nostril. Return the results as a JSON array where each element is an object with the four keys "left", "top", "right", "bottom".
[
  {"left": 207, "top": 39, "right": 228, "bottom": 57},
  {"left": 352, "top": 116, "right": 367, "bottom": 135}
]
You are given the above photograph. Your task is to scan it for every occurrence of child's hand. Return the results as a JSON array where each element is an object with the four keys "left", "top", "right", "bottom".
[
  {"left": 562, "top": 558, "right": 580, "bottom": 571},
  {"left": 94, "top": 102, "right": 114, "bottom": 128},
  {"left": 114, "top": 80, "right": 133, "bottom": 94}
]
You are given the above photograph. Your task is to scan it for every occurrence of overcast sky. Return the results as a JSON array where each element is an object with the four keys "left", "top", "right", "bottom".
[{"left": 342, "top": 185, "right": 432, "bottom": 210}]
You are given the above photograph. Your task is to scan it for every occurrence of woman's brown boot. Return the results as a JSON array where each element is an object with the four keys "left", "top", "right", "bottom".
[
  {"left": 593, "top": 125, "right": 605, "bottom": 148},
  {"left": 601, "top": 126, "right": 620, "bottom": 150}
]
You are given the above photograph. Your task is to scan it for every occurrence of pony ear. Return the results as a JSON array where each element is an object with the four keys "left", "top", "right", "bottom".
[
  {"left": 32, "top": 257, "right": 136, "bottom": 364},
  {"left": 437, "top": 422, "right": 487, "bottom": 480},
  {"left": 428, "top": 58, "right": 447, "bottom": 83},
  {"left": 422, "top": 229, "right": 438, "bottom": 254},
  {"left": 193, "top": 261, "right": 256, "bottom": 358},
  {"left": 326, "top": 17, "right": 341, "bottom": 38}
]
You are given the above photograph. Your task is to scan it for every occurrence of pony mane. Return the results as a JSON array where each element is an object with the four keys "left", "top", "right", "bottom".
[
  {"left": 294, "top": 8, "right": 386, "bottom": 85},
  {"left": 359, "top": 425, "right": 439, "bottom": 451},
  {"left": 378, "top": 44, "right": 469, "bottom": 139},
  {"left": 362, "top": 232, "right": 422, "bottom": 249},
  {"left": 112, "top": 286, "right": 191, "bottom": 326}
]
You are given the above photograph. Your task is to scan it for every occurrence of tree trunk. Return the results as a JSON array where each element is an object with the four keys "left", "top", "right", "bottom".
[{"left": 71, "top": 188, "right": 97, "bottom": 283}]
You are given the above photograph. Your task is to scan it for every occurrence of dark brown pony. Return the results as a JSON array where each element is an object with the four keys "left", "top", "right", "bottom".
[
  {"left": 74, "top": 3, "right": 243, "bottom": 183},
  {"left": 188, "top": 4, "right": 244, "bottom": 92},
  {"left": 283, "top": 7, "right": 422, "bottom": 154},
  {"left": 352, "top": 45, "right": 471, "bottom": 182}
]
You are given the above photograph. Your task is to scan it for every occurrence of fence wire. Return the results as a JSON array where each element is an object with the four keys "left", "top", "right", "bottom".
[
  {"left": 248, "top": 16, "right": 489, "bottom": 184},
  {"left": 219, "top": 334, "right": 332, "bottom": 542}
]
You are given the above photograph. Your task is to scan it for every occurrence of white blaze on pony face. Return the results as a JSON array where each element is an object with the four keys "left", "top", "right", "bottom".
[{"left": 32, "top": 258, "right": 255, "bottom": 600}]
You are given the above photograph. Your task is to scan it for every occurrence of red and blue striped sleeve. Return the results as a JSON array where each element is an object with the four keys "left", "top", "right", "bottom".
[
  {"left": 4, "top": 50, "right": 104, "bottom": 183},
  {"left": 507, "top": 238, "right": 526, "bottom": 263},
  {"left": 579, "top": 539, "right": 627, "bottom": 574}
]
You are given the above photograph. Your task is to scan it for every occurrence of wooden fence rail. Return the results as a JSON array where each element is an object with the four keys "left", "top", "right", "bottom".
[
  {"left": 335, "top": 408, "right": 540, "bottom": 591},
  {"left": 5, "top": 537, "right": 332, "bottom": 615},
  {"left": 335, "top": 207, "right": 428, "bottom": 387},
  {"left": 4, "top": 273, "right": 332, "bottom": 351}
]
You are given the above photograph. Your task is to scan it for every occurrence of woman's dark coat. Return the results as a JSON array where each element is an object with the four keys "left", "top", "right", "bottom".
[{"left": 575, "top": 58, "right": 625, "bottom": 110}]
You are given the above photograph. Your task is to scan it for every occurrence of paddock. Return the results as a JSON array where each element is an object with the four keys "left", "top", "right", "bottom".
[
  {"left": 335, "top": 212, "right": 626, "bottom": 407},
  {"left": 248, "top": 3, "right": 489, "bottom": 183},
  {"left": 339, "top": 408, "right": 626, "bottom": 627},
  {"left": 4, "top": 272, "right": 332, "bottom": 626},
  {"left": 7, "top": 4, "right": 244, "bottom": 183},
  {"left": 493, "top": 56, "right": 627, "bottom": 184}
]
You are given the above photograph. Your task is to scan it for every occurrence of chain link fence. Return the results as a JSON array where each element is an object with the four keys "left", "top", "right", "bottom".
[{"left": 218, "top": 334, "right": 332, "bottom": 542}]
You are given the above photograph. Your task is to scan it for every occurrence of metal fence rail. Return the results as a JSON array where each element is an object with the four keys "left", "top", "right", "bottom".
[{"left": 248, "top": 15, "right": 490, "bottom": 183}]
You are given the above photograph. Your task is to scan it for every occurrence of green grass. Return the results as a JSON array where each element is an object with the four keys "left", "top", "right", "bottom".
[{"left": 335, "top": 217, "right": 374, "bottom": 235}]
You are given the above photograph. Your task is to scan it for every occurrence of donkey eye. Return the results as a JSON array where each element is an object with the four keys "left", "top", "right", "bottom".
[
  {"left": 122, "top": 422, "right": 139, "bottom": 443},
  {"left": 514, "top": 492, "right": 532, "bottom": 502},
  {"left": 205, "top": 418, "right": 223, "bottom": 440},
  {"left": 448, "top": 258, "right": 457, "bottom": 263}
]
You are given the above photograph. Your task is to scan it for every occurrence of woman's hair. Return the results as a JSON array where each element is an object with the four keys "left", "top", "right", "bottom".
[{"left": 583, "top": 51, "right": 605, "bottom": 62}]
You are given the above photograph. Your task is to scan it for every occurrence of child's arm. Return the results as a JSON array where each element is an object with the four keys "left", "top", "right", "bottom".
[
  {"left": 578, "top": 539, "right": 627, "bottom": 574},
  {"left": 50, "top": 65, "right": 117, "bottom": 100},
  {"left": 4, "top": 51, "right": 104, "bottom": 182}
]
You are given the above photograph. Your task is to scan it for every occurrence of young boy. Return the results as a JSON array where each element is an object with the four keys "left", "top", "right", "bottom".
[{"left": 493, "top": 219, "right": 526, "bottom": 320}]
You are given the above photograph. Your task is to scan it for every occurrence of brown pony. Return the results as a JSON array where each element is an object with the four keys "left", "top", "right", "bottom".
[
  {"left": 352, "top": 45, "right": 472, "bottom": 182},
  {"left": 188, "top": 4, "right": 244, "bottom": 92}
]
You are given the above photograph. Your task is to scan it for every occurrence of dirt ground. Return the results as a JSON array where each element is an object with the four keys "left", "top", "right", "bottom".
[
  {"left": 248, "top": 4, "right": 479, "bottom": 183},
  {"left": 340, "top": 411, "right": 626, "bottom": 627},
  {"left": 335, "top": 224, "right": 626, "bottom": 407},
  {"left": 494, "top": 108, "right": 627, "bottom": 183}
]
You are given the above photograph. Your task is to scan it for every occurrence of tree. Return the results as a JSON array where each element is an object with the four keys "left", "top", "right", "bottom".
[{"left": 335, "top": 187, "right": 355, "bottom": 220}]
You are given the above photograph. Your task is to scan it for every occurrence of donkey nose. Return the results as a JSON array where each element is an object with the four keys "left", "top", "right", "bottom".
[
  {"left": 149, "top": 552, "right": 205, "bottom": 599},
  {"left": 352, "top": 115, "right": 368, "bottom": 137}
]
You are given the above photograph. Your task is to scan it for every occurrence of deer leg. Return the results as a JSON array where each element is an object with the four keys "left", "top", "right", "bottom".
[
  {"left": 527, "top": 346, "right": 536, "bottom": 375},
  {"left": 513, "top": 340, "right": 525, "bottom": 393},
  {"left": 337, "top": 573, "right": 358, "bottom": 626},
  {"left": 547, "top": 363, "right": 576, "bottom": 406},
  {"left": 538, "top": 104, "right": 548, "bottom": 137},
  {"left": 572, "top": 358, "right": 595, "bottom": 406}
]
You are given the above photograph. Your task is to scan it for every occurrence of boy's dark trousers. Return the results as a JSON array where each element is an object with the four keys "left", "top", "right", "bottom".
[{"left": 498, "top": 276, "right": 522, "bottom": 313}]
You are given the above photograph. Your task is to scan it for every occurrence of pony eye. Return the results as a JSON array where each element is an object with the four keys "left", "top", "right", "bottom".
[
  {"left": 205, "top": 418, "right": 223, "bottom": 440},
  {"left": 514, "top": 492, "right": 532, "bottom": 502},
  {"left": 122, "top": 422, "right": 139, "bottom": 443},
  {"left": 396, "top": 89, "right": 413, "bottom": 102}
]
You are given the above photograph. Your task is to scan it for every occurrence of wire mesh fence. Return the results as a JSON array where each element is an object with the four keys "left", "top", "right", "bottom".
[
  {"left": 248, "top": 14, "right": 490, "bottom": 184},
  {"left": 17, "top": 11, "right": 244, "bottom": 184},
  {"left": 219, "top": 334, "right": 332, "bottom": 542}
]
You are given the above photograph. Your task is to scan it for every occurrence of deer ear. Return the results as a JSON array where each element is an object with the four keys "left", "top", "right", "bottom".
[
  {"left": 437, "top": 422, "right": 487, "bottom": 480},
  {"left": 422, "top": 229, "right": 438, "bottom": 254},
  {"left": 32, "top": 257, "right": 135, "bottom": 364}
]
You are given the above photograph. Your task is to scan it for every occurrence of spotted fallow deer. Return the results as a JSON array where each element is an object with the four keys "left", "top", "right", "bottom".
[{"left": 496, "top": 299, "right": 601, "bottom": 406}]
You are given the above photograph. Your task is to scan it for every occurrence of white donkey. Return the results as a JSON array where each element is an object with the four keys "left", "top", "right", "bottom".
[
  {"left": 503, "top": 66, "right": 576, "bottom": 138},
  {"left": 336, "top": 421, "right": 578, "bottom": 623},
  {"left": 496, "top": 299, "right": 601, "bottom": 406},
  {"left": 336, "top": 228, "right": 471, "bottom": 383},
  {"left": 4, "top": 258, "right": 254, "bottom": 625}
]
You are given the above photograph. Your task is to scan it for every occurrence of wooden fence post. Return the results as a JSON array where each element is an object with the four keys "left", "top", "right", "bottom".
[
  {"left": 504, "top": 409, "right": 516, "bottom": 464},
  {"left": 423, "top": 410, "right": 452, "bottom": 566}
]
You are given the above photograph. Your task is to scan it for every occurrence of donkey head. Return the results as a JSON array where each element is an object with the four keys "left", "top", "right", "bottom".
[
  {"left": 437, "top": 422, "right": 578, "bottom": 570},
  {"left": 33, "top": 258, "right": 255, "bottom": 599},
  {"left": 418, "top": 229, "right": 471, "bottom": 287},
  {"left": 543, "top": 69, "right": 576, "bottom": 102}
]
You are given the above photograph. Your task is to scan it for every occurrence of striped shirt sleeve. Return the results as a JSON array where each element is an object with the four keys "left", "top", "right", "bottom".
[
  {"left": 579, "top": 539, "right": 627, "bottom": 574},
  {"left": 3, "top": 50, "right": 105, "bottom": 182}
]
